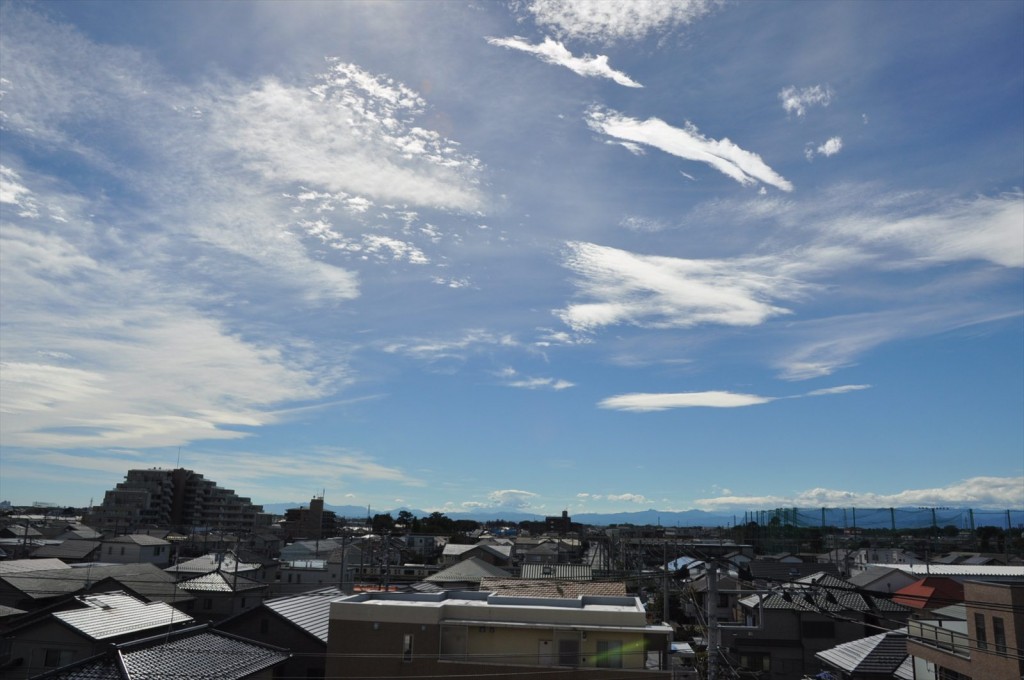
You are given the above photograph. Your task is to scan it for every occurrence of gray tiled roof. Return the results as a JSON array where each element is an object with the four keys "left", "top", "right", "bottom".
[
  {"left": 54, "top": 591, "right": 193, "bottom": 640},
  {"left": 426, "top": 556, "right": 511, "bottom": 583},
  {"left": 2, "top": 562, "right": 186, "bottom": 602},
  {"left": 37, "top": 627, "right": 289, "bottom": 680},
  {"left": 479, "top": 578, "right": 627, "bottom": 598},
  {"left": 120, "top": 631, "right": 287, "bottom": 678},
  {"left": 740, "top": 572, "right": 910, "bottom": 615},
  {"left": 168, "top": 552, "right": 262, "bottom": 575},
  {"left": 179, "top": 571, "right": 266, "bottom": 593},
  {"left": 32, "top": 540, "right": 102, "bottom": 560},
  {"left": 264, "top": 587, "right": 343, "bottom": 642},
  {"left": 816, "top": 629, "right": 908, "bottom": 675},
  {"left": 0, "top": 558, "right": 71, "bottom": 574},
  {"left": 104, "top": 534, "right": 170, "bottom": 546}
]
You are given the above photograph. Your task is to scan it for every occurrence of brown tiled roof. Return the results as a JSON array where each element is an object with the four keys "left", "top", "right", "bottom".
[{"left": 479, "top": 578, "right": 626, "bottom": 598}]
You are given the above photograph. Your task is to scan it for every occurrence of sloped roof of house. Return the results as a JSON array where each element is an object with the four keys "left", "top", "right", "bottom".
[
  {"left": 425, "top": 556, "right": 511, "bottom": 584},
  {"left": 0, "top": 558, "right": 71, "bottom": 575},
  {"left": 479, "top": 578, "right": 626, "bottom": 598},
  {"left": 739, "top": 572, "right": 910, "bottom": 614},
  {"left": 442, "top": 543, "right": 512, "bottom": 560},
  {"left": 104, "top": 534, "right": 170, "bottom": 546},
  {"left": 32, "top": 540, "right": 102, "bottom": 560},
  {"left": 179, "top": 571, "right": 266, "bottom": 593},
  {"left": 892, "top": 577, "right": 964, "bottom": 610},
  {"left": 2, "top": 563, "right": 186, "bottom": 603},
  {"left": 53, "top": 591, "right": 193, "bottom": 640},
  {"left": 520, "top": 564, "right": 592, "bottom": 581},
  {"left": 34, "top": 626, "right": 289, "bottom": 679},
  {"left": 167, "top": 552, "right": 262, "bottom": 575},
  {"left": 261, "top": 587, "right": 343, "bottom": 643},
  {"left": 815, "top": 629, "right": 909, "bottom": 676}
]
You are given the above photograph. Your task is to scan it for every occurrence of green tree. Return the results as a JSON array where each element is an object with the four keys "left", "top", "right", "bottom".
[{"left": 371, "top": 513, "right": 395, "bottom": 534}]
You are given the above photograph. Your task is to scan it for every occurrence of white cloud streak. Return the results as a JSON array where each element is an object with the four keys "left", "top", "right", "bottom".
[
  {"left": 694, "top": 476, "right": 1024, "bottom": 510},
  {"left": 586, "top": 107, "right": 793, "bottom": 191},
  {"left": 487, "top": 36, "right": 642, "bottom": 87},
  {"left": 598, "top": 384, "right": 871, "bottom": 412},
  {"left": 558, "top": 241, "right": 805, "bottom": 332}
]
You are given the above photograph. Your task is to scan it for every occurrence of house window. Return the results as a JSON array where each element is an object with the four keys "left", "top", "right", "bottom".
[
  {"left": 44, "top": 649, "right": 73, "bottom": 667},
  {"left": 120, "top": 546, "right": 125, "bottom": 555},
  {"left": 993, "top": 617, "right": 1007, "bottom": 655},
  {"left": 937, "top": 668, "right": 971, "bottom": 680},
  {"left": 203, "top": 598, "right": 213, "bottom": 610},
  {"left": 596, "top": 640, "right": 622, "bottom": 668},
  {"left": 975, "top": 613, "right": 987, "bottom": 650},
  {"left": 717, "top": 593, "right": 730, "bottom": 608},
  {"left": 402, "top": 634, "right": 414, "bottom": 662},
  {"left": 108, "top": 546, "right": 113, "bottom": 555},
  {"left": 739, "top": 653, "right": 770, "bottom": 672}
]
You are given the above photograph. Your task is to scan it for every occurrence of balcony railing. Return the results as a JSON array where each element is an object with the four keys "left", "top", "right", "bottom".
[{"left": 907, "top": 620, "right": 970, "bottom": 658}]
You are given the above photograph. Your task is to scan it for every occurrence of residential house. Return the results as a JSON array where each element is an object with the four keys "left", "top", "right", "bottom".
[
  {"left": 325, "top": 589, "right": 673, "bottom": 679},
  {"left": 847, "top": 565, "right": 918, "bottom": 596},
  {"left": 814, "top": 628, "right": 914, "bottom": 679},
  {"left": 218, "top": 586, "right": 342, "bottom": 679},
  {"left": 402, "top": 534, "right": 448, "bottom": 562},
  {"left": 275, "top": 559, "right": 337, "bottom": 595},
  {"left": 30, "top": 625, "right": 288, "bottom": 679},
  {"left": 906, "top": 580, "right": 1023, "bottom": 680},
  {"left": 520, "top": 564, "right": 593, "bottom": 581},
  {"left": 177, "top": 570, "right": 267, "bottom": 623},
  {"left": 0, "top": 591, "right": 193, "bottom": 679},
  {"left": 892, "top": 576, "right": 965, "bottom": 612},
  {"left": 30, "top": 541, "right": 102, "bottom": 564},
  {"left": 0, "top": 563, "right": 189, "bottom": 612},
  {"left": 728, "top": 572, "right": 911, "bottom": 680},
  {"left": 167, "top": 551, "right": 266, "bottom": 582},
  {"left": 479, "top": 577, "right": 627, "bottom": 599},
  {"left": 422, "top": 556, "right": 511, "bottom": 591},
  {"left": 441, "top": 542, "right": 511, "bottom": 567},
  {"left": 98, "top": 534, "right": 171, "bottom": 566}
]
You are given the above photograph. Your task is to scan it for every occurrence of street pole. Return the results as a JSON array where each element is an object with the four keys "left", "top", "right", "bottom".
[{"left": 707, "top": 559, "right": 719, "bottom": 680}]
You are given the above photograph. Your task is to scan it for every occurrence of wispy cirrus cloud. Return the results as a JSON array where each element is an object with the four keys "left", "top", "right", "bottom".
[
  {"left": 597, "top": 384, "right": 870, "bottom": 412},
  {"left": 487, "top": 36, "right": 642, "bottom": 87},
  {"left": 779, "top": 84, "right": 835, "bottom": 117},
  {"left": 496, "top": 368, "right": 575, "bottom": 391},
  {"left": 694, "top": 476, "right": 1024, "bottom": 510},
  {"left": 557, "top": 241, "right": 805, "bottom": 333},
  {"left": 382, "top": 330, "right": 519, "bottom": 361},
  {"left": 578, "top": 492, "right": 652, "bottom": 504},
  {"left": 526, "top": 0, "right": 716, "bottom": 43},
  {"left": 586, "top": 107, "right": 793, "bottom": 191}
]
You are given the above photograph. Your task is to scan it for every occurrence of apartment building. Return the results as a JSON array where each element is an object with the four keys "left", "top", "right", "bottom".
[
  {"left": 88, "top": 468, "right": 267, "bottom": 535},
  {"left": 326, "top": 590, "right": 673, "bottom": 679},
  {"left": 907, "top": 580, "right": 1023, "bottom": 680}
]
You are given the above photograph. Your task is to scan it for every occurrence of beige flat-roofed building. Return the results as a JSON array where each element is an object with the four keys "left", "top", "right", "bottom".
[{"left": 327, "top": 590, "right": 672, "bottom": 679}]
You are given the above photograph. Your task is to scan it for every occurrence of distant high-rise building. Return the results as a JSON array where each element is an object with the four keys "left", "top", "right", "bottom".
[{"left": 88, "top": 468, "right": 266, "bottom": 535}]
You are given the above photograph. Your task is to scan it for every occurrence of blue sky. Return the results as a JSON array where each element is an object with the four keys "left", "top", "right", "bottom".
[{"left": 1, "top": 0, "right": 1021, "bottom": 517}]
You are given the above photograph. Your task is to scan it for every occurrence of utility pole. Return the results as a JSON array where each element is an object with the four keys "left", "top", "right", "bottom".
[{"left": 706, "top": 559, "right": 720, "bottom": 680}]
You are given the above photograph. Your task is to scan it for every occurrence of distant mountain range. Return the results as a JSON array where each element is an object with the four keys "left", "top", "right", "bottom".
[
  {"left": 261, "top": 502, "right": 1022, "bottom": 529},
  {"left": 260, "top": 502, "right": 738, "bottom": 527}
]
